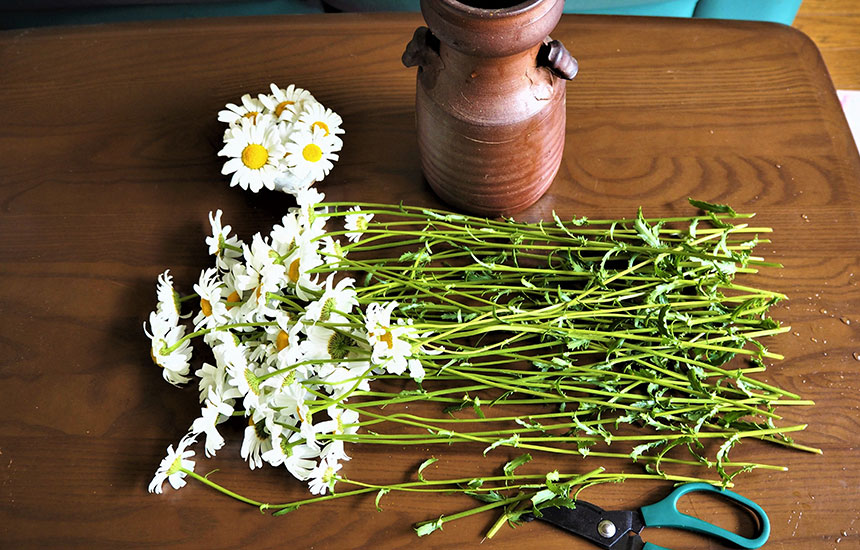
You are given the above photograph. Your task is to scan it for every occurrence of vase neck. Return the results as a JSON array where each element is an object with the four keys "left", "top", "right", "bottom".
[{"left": 440, "top": 43, "right": 542, "bottom": 85}]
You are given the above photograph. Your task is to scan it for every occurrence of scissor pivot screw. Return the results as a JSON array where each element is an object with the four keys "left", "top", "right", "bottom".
[{"left": 597, "top": 520, "right": 616, "bottom": 538}]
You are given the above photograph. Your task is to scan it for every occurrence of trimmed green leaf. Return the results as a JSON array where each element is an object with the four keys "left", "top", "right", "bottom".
[
  {"left": 414, "top": 517, "right": 445, "bottom": 537},
  {"left": 688, "top": 198, "right": 737, "bottom": 216},
  {"left": 503, "top": 453, "right": 533, "bottom": 478},
  {"left": 483, "top": 434, "right": 520, "bottom": 456},
  {"left": 375, "top": 488, "right": 390, "bottom": 512},
  {"left": 417, "top": 457, "right": 438, "bottom": 481}
]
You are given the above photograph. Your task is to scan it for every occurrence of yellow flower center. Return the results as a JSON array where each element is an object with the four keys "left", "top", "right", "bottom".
[
  {"left": 302, "top": 143, "right": 323, "bottom": 163},
  {"left": 166, "top": 454, "right": 184, "bottom": 476},
  {"left": 275, "top": 101, "right": 294, "bottom": 118},
  {"left": 200, "top": 298, "right": 213, "bottom": 317},
  {"left": 226, "top": 290, "right": 240, "bottom": 310},
  {"left": 288, "top": 259, "right": 301, "bottom": 283},
  {"left": 379, "top": 330, "right": 394, "bottom": 349},
  {"left": 243, "top": 111, "right": 259, "bottom": 123},
  {"left": 241, "top": 143, "right": 269, "bottom": 169},
  {"left": 322, "top": 466, "right": 337, "bottom": 483},
  {"left": 276, "top": 329, "right": 290, "bottom": 351},
  {"left": 311, "top": 121, "right": 330, "bottom": 136}
]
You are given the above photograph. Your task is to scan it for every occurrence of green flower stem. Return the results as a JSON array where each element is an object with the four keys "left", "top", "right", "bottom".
[
  {"left": 306, "top": 365, "right": 378, "bottom": 415},
  {"left": 329, "top": 217, "right": 768, "bottom": 244},
  {"left": 437, "top": 365, "right": 748, "bottom": 416},
  {"left": 759, "top": 436, "right": 823, "bottom": 454},
  {"left": 622, "top": 344, "right": 799, "bottom": 399},
  {"left": 327, "top": 401, "right": 798, "bottom": 470},
  {"left": 221, "top": 242, "right": 243, "bottom": 253},
  {"left": 320, "top": 424, "right": 806, "bottom": 446},
  {"left": 318, "top": 201, "right": 757, "bottom": 236},
  {"left": 184, "top": 468, "right": 265, "bottom": 507},
  {"left": 338, "top": 237, "right": 778, "bottom": 270},
  {"left": 183, "top": 460, "right": 745, "bottom": 529},
  {"left": 415, "top": 494, "right": 530, "bottom": 533},
  {"left": 161, "top": 321, "right": 277, "bottom": 354}
]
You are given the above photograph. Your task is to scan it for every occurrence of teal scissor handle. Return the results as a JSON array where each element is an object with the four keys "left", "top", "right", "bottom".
[{"left": 639, "top": 482, "right": 770, "bottom": 550}]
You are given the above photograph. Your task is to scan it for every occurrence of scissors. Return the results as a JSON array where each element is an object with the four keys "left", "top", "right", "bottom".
[{"left": 523, "top": 482, "right": 770, "bottom": 550}]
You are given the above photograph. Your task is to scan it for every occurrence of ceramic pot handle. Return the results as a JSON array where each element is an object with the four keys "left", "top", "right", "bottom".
[
  {"left": 402, "top": 26, "right": 441, "bottom": 69},
  {"left": 538, "top": 39, "right": 578, "bottom": 80}
]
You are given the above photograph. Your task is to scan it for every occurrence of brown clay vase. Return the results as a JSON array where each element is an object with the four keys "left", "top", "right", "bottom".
[{"left": 403, "top": 0, "right": 577, "bottom": 216}]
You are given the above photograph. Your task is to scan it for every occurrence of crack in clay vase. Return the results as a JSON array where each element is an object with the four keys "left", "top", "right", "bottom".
[{"left": 403, "top": 0, "right": 577, "bottom": 216}]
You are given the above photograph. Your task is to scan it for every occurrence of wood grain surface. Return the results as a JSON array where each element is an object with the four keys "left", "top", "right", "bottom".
[
  {"left": 1, "top": 12, "right": 859, "bottom": 550},
  {"left": 794, "top": 0, "right": 860, "bottom": 89}
]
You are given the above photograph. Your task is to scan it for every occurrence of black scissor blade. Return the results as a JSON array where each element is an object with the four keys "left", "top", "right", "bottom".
[{"left": 525, "top": 501, "right": 639, "bottom": 550}]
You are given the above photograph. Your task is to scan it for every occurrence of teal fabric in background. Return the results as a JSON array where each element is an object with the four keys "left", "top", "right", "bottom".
[
  {"left": 0, "top": 1, "right": 324, "bottom": 29},
  {"left": 563, "top": 0, "right": 697, "bottom": 17},
  {"left": 322, "top": 1, "right": 801, "bottom": 22},
  {"left": 0, "top": 0, "right": 804, "bottom": 30},
  {"left": 693, "top": 0, "right": 803, "bottom": 26}
]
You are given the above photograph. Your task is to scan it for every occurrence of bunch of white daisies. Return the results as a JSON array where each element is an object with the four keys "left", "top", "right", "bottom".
[
  {"left": 145, "top": 188, "right": 437, "bottom": 496},
  {"left": 218, "top": 84, "right": 344, "bottom": 195}
]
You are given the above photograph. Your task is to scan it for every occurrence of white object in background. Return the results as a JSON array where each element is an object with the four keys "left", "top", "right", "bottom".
[{"left": 837, "top": 90, "right": 860, "bottom": 153}]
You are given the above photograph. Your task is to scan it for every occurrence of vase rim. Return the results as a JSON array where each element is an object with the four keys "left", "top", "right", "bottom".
[
  {"left": 421, "top": 0, "right": 562, "bottom": 57},
  {"left": 438, "top": 0, "right": 543, "bottom": 18}
]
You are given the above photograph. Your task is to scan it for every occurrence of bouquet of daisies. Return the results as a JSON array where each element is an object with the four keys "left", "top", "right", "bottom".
[
  {"left": 145, "top": 188, "right": 439, "bottom": 495},
  {"left": 144, "top": 86, "right": 816, "bottom": 536},
  {"left": 218, "top": 84, "right": 343, "bottom": 195}
]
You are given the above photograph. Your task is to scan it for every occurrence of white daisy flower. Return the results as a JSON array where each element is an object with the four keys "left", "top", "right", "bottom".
[
  {"left": 195, "top": 359, "right": 240, "bottom": 404},
  {"left": 308, "top": 455, "right": 342, "bottom": 495},
  {"left": 344, "top": 206, "right": 374, "bottom": 243},
  {"left": 232, "top": 234, "right": 286, "bottom": 319},
  {"left": 219, "top": 118, "right": 285, "bottom": 193},
  {"left": 190, "top": 388, "right": 234, "bottom": 458},
  {"left": 241, "top": 417, "right": 272, "bottom": 470},
  {"left": 267, "top": 382, "right": 312, "bottom": 427},
  {"left": 261, "top": 311, "right": 305, "bottom": 370},
  {"left": 148, "top": 433, "right": 196, "bottom": 494},
  {"left": 295, "top": 186, "right": 326, "bottom": 212},
  {"left": 296, "top": 100, "right": 344, "bottom": 139},
  {"left": 145, "top": 311, "right": 193, "bottom": 386},
  {"left": 284, "top": 127, "right": 339, "bottom": 183},
  {"left": 229, "top": 360, "right": 267, "bottom": 413},
  {"left": 314, "top": 404, "right": 359, "bottom": 462},
  {"left": 301, "top": 323, "right": 357, "bottom": 365},
  {"left": 219, "top": 268, "right": 249, "bottom": 325},
  {"left": 240, "top": 235, "right": 280, "bottom": 291},
  {"left": 262, "top": 431, "right": 320, "bottom": 481},
  {"left": 283, "top": 235, "right": 323, "bottom": 300},
  {"left": 154, "top": 270, "right": 185, "bottom": 324},
  {"left": 192, "top": 267, "right": 229, "bottom": 330},
  {"left": 407, "top": 357, "right": 426, "bottom": 383},
  {"left": 206, "top": 210, "right": 243, "bottom": 271},
  {"left": 270, "top": 211, "right": 302, "bottom": 256},
  {"left": 218, "top": 93, "right": 270, "bottom": 126},
  {"left": 316, "top": 362, "right": 373, "bottom": 400},
  {"left": 363, "top": 301, "right": 417, "bottom": 376},
  {"left": 259, "top": 83, "right": 315, "bottom": 125},
  {"left": 320, "top": 236, "right": 345, "bottom": 265},
  {"left": 298, "top": 211, "right": 329, "bottom": 246},
  {"left": 304, "top": 274, "right": 357, "bottom": 324}
]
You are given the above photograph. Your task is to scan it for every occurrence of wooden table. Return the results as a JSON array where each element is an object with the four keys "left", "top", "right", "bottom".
[{"left": 1, "top": 12, "right": 858, "bottom": 549}]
